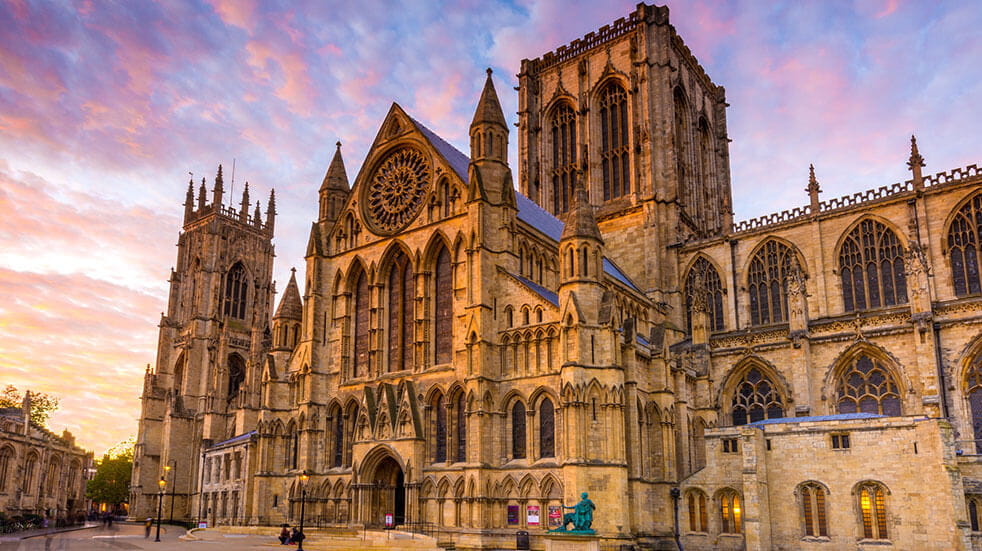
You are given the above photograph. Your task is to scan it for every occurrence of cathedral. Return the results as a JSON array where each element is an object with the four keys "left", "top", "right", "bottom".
[{"left": 131, "top": 3, "right": 982, "bottom": 550}]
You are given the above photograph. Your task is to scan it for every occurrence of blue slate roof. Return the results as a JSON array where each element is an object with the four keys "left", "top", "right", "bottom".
[
  {"left": 636, "top": 333, "right": 650, "bottom": 347},
  {"left": 210, "top": 430, "right": 257, "bottom": 448},
  {"left": 509, "top": 272, "right": 559, "bottom": 306},
  {"left": 407, "top": 116, "right": 643, "bottom": 295},
  {"left": 749, "top": 413, "right": 885, "bottom": 426}
]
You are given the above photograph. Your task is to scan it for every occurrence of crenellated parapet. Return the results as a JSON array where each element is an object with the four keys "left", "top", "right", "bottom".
[{"left": 182, "top": 165, "right": 275, "bottom": 236}]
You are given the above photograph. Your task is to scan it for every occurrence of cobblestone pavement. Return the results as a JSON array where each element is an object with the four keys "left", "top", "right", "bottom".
[{"left": 0, "top": 523, "right": 277, "bottom": 551}]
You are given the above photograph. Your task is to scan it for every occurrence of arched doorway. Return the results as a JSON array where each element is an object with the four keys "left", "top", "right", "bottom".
[{"left": 369, "top": 456, "right": 405, "bottom": 527}]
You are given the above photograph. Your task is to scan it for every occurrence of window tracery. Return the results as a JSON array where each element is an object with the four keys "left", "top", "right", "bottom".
[
  {"left": 686, "top": 490, "right": 708, "bottom": 532},
  {"left": 353, "top": 269, "right": 370, "bottom": 378},
  {"left": 799, "top": 482, "right": 829, "bottom": 537},
  {"left": 364, "top": 147, "right": 431, "bottom": 234},
  {"left": 719, "top": 490, "right": 742, "bottom": 534},
  {"left": 748, "top": 240, "right": 798, "bottom": 325},
  {"left": 835, "top": 355, "right": 902, "bottom": 415},
  {"left": 948, "top": 193, "right": 982, "bottom": 296},
  {"left": 858, "top": 482, "right": 888, "bottom": 539},
  {"left": 965, "top": 355, "right": 982, "bottom": 452},
  {"left": 223, "top": 262, "right": 247, "bottom": 319},
  {"left": 730, "top": 367, "right": 785, "bottom": 425},
  {"left": 599, "top": 82, "right": 630, "bottom": 200},
  {"left": 685, "top": 257, "right": 725, "bottom": 332},
  {"left": 551, "top": 104, "right": 577, "bottom": 214},
  {"left": 387, "top": 251, "right": 415, "bottom": 372},
  {"left": 839, "top": 219, "right": 907, "bottom": 311}
]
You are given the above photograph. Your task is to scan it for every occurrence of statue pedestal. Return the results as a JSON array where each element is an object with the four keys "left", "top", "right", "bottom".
[{"left": 544, "top": 532, "right": 599, "bottom": 551}]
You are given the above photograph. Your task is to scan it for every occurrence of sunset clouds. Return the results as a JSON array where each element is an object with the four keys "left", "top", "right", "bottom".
[{"left": 0, "top": 0, "right": 979, "bottom": 454}]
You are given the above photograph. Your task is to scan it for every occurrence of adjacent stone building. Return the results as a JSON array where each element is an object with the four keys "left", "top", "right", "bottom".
[
  {"left": 0, "top": 395, "right": 92, "bottom": 522},
  {"left": 131, "top": 3, "right": 982, "bottom": 549}
]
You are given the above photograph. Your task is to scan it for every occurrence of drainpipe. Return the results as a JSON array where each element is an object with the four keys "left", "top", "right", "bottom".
[
  {"left": 670, "top": 487, "right": 683, "bottom": 551},
  {"left": 932, "top": 322, "right": 951, "bottom": 419}
]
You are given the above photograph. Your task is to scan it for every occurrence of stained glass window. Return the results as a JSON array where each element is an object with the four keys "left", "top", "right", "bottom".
[
  {"left": 839, "top": 219, "right": 907, "bottom": 311},
  {"left": 512, "top": 402, "right": 527, "bottom": 459},
  {"left": 354, "top": 270, "right": 370, "bottom": 377},
  {"left": 731, "top": 367, "right": 785, "bottom": 425},
  {"left": 435, "top": 247, "right": 453, "bottom": 365},
  {"left": 434, "top": 396, "right": 447, "bottom": 463},
  {"left": 551, "top": 104, "right": 576, "bottom": 214},
  {"left": 966, "top": 356, "right": 982, "bottom": 453},
  {"left": 599, "top": 82, "right": 630, "bottom": 200},
  {"left": 687, "top": 490, "right": 708, "bottom": 532},
  {"left": 748, "top": 240, "right": 798, "bottom": 325},
  {"left": 948, "top": 193, "right": 982, "bottom": 296},
  {"left": 800, "top": 483, "right": 829, "bottom": 537},
  {"left": 539, "top": 398, "right": 555, "bottom": 458},
  {"left": 387, "top": 252, "right": 415, "bottom": 372},
  {"left": 223, "top": 262, "right": 247, "bottom": 319},
  {"left": 685, "top": 257, "right": 725, "bottom": 332},
  {"left": 836, "top": 355, "right": 902, "bottom": 416},
  {"left": 455, "top": 393, "right": 467, "bottom": 463},
  {"left": 720, "top": 490, "right": 742, "bottom": 534},
  {"left": 332, "top": 411, "right": 344, "bottom": 468},
  {"left": 859, "top": 482, "right": 888, "bottom": 539}
]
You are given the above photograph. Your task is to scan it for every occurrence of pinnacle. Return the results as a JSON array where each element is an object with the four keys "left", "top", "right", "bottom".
[
  {"left": 470, "top": 68, "right": 507, "bottom": 129},
  {"left": 273, "top": 268, "right": 303, "bottom": 320},
  {"left": 560, "top": 175, "right": 603, "bottom": 242},
  {"left": 320, "top": 141, "right": 350, "bottom": 192}
]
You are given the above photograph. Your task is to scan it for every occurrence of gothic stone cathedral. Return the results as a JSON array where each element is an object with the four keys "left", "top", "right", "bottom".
[{"left": 131, "top": 4, "right": 982, "bottom": 550}]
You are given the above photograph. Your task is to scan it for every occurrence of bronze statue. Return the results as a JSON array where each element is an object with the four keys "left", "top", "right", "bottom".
[{"left": 554, "top": 492, "right": 596, "bottom": 533}]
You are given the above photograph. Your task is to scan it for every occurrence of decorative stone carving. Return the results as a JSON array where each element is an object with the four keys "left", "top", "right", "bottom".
[{"left": 363, "top": 147, "right": 431, "bottom": 234}]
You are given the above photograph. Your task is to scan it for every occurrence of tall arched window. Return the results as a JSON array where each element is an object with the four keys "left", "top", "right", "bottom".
[
  {"left": 948, "top": 193, "right": 982, "bottom": 296},
  {"left": 799, "top": 482, "right": 829, "bottom": 537},
  {"left": 24, "top": 452, "right": 37, "bottom": 494},
  {"left": 288, "top": 424, "right": 299, "bottom": 469},
  {"left": 719, "top": 490, "right": 742, "bottom": 534},
  {"left": 685, "top": 257, "right": 725, "bottom": 332},
  {"left": 731, "top": 367, "right": 785, "bottom": 425},
  {"left": 387, "top": 251, "right": 415, "bottom": 372},
  {"left": 965, "top": 356, "right": 982, "bottom": 453},
  {"left": 511, "top": 401, "right": 527, "bottom": 459},
  {"left": 836, "top": 354, "right": 902, "bottom": 415},
  {"left": 454, "top": 393, "right": 466, "bottom": 463},
  {"left": 344, "top": 403, "right": 359, "bottom": 466},
  {"left": 697, "top": 118, "right": 718, "bottom": 232},
  {"left": 433, "top": 394, "right": 447, "bottom": 463},
  {"left": 673, "top": 88, "right": 693, "bottom": 219},
  {"left": 839, "top": 219, "right": 907, "bottom": 311},
  {"left": 353, "top": 269, "right": 370, "bottom": 378},
  {"left": 227, "top": 354, "right": 245, "bottom": 399},
  {"left": 331, "top": 409, "right": 344, "bottom": 468},
  {"left": 539, "top": 398, "right": 555, "bottom": 458},
  {"left": 434, "top": 246, "right": 453, "bottom": 365},
  {"left": 0, "top": 446, "right": 10, "bottom": 491},
  {"left": 223, "top": 262, "right": 248, "bottom": 319},
  {"left": 686, "top": 490, "right": 708, "bottom": 532},
  {"left": 599, "top": 82, "right": 630, "bottom": 200},
  {"left": 551, "top": 104, "right": 576, "bottom": 214},
  {"left": 858, "top": 482, "right": 888, "bottom": 540},
  {"left": 748, "top": 240, "right": 798, "bottom": 325},
  {"left": 968, "top": 496, "right": 982, "bottom": 532}
]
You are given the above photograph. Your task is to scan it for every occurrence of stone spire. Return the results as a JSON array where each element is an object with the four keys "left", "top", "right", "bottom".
[
  {"left": 273, "top": 268, "right": 303, "bottom": 321},
  {"left": 908, "top": 135, "right": 925, "bottom": 191},
  {"left": 320, "top": 141, "right": 349, "bottom": 193},
  {"left": 212, "top": 164, "right": 224, "bottom": 207},
  {"left": 253, "top": 201, "right": 262, "bottom": 227},
  {"left": 197, "top": 177, "right": 207, "bottom": 210},
  {"left": 266, "top": 189, "right": 277, "bottom": 233},
  {"left": 470, "top": 68, "right": 507, "bottom": 130},
  {"left": 184, "top": 177, "right": 195, "bottom": 223},
  {"left": 806, "top": 164, "right": 822, "bottom": 214},
  {"left": 239, "top": 182, "right": 250, "bottom": 221},
  {"left": 561, "top": 175, "right": 603, "bottom": 243}
]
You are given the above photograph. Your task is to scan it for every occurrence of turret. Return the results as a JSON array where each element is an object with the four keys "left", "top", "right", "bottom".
[
  {"left": 266, "top": 190, "right": 277, "bottom": 233},
  {"left": 272, "top": 268, "right": 303, "bottom": 351},
  {"left": 212, "top": 164, "right": 225, "bottom": 207},
  {"left": 183, "top": 178, "right": 195, "bottom": 224},
  {"left": 559, "top": 174, "right": 605, "bottom": 317},
  {"left": 239, "top": 182, "right": 251, "bottom": 222},
  {"left": 319, "top": 141, "right": 349, "bottom": 226},
  {"left": 467, "top": 69, "right": 514, "bottom": 207}
]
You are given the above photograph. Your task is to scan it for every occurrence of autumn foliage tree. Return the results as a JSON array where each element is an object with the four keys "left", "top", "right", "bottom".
[
  {"left": 86, "top": 440, "right": 134, "bottom": 510},
  {"left": 0, "top": 385, "right": 59, "bottom": 427}
]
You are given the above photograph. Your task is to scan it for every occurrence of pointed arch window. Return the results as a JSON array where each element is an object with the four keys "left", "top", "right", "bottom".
[
  {"left": 0, "top": 446, "right": 11, "bottom": 491},
  {"left": 454, "top": 393, "right": 467, "bottom": 463},
  {"left": 836, "top": 355, "right": 902, "bottom": 415},
  {"left": 353, "top": 269, "right": 370, "bottom": 378},
  {"left": 697, "top": 118, "right": 719, "bottom": 233},
  {"left": 948, "top": 193, "right": 982, "bottom": 296},
  {"left": 288, "top": 425, "right": 299, "bottom": 469},
  {"left": 433, "top": 394, "right": 447, "bottom": 463},
  {"left": 673, "top": 89, "right": 693, "bottom": 219},
  {"left": 599, "top": 81, "right": 630, "bottom": 200},
  {"left": 799, "top": 482, "right": 829, "bottom": 537},
  {"left": 387, "top": 251, "right": 415, "bottom": 372},
  {"left": 344, "top": 404, "right": 359, "bottom": 466},
  {"left": 511, "top": 401, "right": 527, "bottom": 459},
  {"left": 964, "top": 356, "right": 982, "bottom": 453},
  {"left": 539, "top": 398, "right": 555, "bottom": 458},
  {"left": 434, "top": 246, "right": 453, "bottom": 365},
  {"left": 839, "top": 219, "right": 907, "bottom": 312},
  {"left": 227, "top": 354, "right": 246, "bottom": 400},
  {"left": 686, "top": 490, "right": 708, "bottom": 532},
  {"left": 551, "top": 104, "right": 577, "bottom": 214},
  {"left": 223, "top": 262, "right": 247, "bottom": 319},
  {"left": 858, "top": 482, "right": 888, "bottom": 540},
  {"left": 748, "top": 240, "right": 798, "bottom": 325},
  {"left": 331, "top": 409, "right": 344, "bottom": 468},
  {"left": 24, "top": 452, "right": 37, "bottom": 494},
  {"left": 731, "top": 367, "right": 785, "bottom": 425},
  {"left": 968, "top": 496, "right": 982, "bottom": 531},
  {"left": 685, "top": 257, "right": 725, "bottom": 332},
  {"left": 719, "top": 490, "right": 742, "bottom": 534}
]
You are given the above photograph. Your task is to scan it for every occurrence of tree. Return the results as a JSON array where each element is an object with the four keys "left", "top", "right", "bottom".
[
  {"left": 86, "top": 440, "right": 134, "bottom": 508},
  {"left": 0, "top": 385, "right": 59, "bottom": 428}
]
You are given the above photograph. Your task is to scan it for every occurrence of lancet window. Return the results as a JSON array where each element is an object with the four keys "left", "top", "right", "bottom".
[
  {"left": 227, "top": 354, "right": 245, "bottom": 399},
  {"left": 687, "top": 490, "right": 708, "bottom": 532},
  {"left": 685, "top": 257, "right": 725, "bottom": 332},
  {"left": 697, "top": 118, "right": 719, "bottom": 232},
  {"left": 434, "top": 246, "right": 453, "bottom": 365},
  {"left": 433, "top": 393, "right": 447, "bottom": 463},
  {"left": 223, "top": 262, "right": 247, "bottom": 319},
  {"left": 674, "top": 89, "right": 693, "bottom": 219},
  {"left": 965, "top": 355, "right": 982, "bottom": 452},
  {"left": 858, "top": 482, "right": 888, "bottom": 540},
  {"left": 748, "top": 240, "right": 798, "bottom": 325},
  {"left": 800, "top": 483, "right": 829, "bottom": 537},
  {"left": 835, "top": 355, "right": 902, "bottom": 415},
  {"left": 454, "top": 393, "right": 466, "bottom": 463},
  {"left": 387, "top": 251, "right": 415, "bottom": 372},
  {"left": 331, "top": 408, "right": 344, "bottom": 468},
  {"left": 599, "top": 82, "right": 630, "bottom": 200},
  {"left": 551, "top": 104, "right": 577, "bottom": 214},
  {"left": 948, "top": 193, "right": 982, "bottom": 296},
  {"left": 353, "top": 269, "right": 370, "bottom": 378},
  {"left": 511, "top": 401, "right": 527, "bottom": 459},
  {"left": 719, "top": 490, "right": 742, "bottom": 534},
  {"left": 731, "top": 367, "right": 785, "bottom": 425},
  {"left": 0, "top": 447, "right": 11, "bottom": 491},
  {"left": 539, "top": 398, "right": 555, "bottom": 458},
  {"left": 839, "top": 219, "right": 907, "bottom": 311}
]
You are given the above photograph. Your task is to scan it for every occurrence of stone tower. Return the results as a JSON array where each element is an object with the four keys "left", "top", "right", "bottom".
[
  {"left": 130, "top": 167, "right": 276, "bottom": 519},
  {"left": 516, "top": 2, "right": 733, "bottom": 317}
]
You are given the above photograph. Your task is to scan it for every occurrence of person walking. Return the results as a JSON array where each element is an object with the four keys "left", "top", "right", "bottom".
[{"left": 145, "top": 518, "right": 153, "bottom": 538}]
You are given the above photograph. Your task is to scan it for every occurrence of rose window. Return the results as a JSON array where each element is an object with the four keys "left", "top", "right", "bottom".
[{"left": 364, "top": 147, "right": 431, "bottom": 234}]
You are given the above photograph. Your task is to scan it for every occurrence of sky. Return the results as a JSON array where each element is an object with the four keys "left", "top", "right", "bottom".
[{"left": 0, "top": 0, "right": 979, "bottom": 455}]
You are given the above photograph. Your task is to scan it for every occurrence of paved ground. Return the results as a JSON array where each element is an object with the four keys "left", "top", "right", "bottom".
[{"left": 0, "top": 523, "right": 278, "bottom": 551}]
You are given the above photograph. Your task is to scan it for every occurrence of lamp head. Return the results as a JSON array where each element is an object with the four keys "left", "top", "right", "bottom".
[{"left": 158, "top": 478, "right": 166, "bottom": 490}]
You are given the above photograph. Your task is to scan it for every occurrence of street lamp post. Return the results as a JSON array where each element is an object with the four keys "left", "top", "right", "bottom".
[
  {"left": 298, "top": 473, "right": 309, "bottom": 551},
  {"left": 155, "top": 478, "right": 166, "bottom": 542},
  {"left": 163, "top": 460, "right": 176, "bottom": 523}
]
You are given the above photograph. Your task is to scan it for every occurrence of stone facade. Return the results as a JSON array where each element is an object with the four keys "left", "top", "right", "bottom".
[
  {"left": 0, "top": 397, "right": 92, "bottom": 522},
  {"left": 132, "top": 3, "right": 982, "bottom": 550}
]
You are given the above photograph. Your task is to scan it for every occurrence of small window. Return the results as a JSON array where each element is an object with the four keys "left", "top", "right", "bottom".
[
  {"left": 721, "top": 438, "right": 739, "bottom": 454},
  {"left": 719, "top": 490, "right": 742, "bottom": 534},
  {"left": 968, "top": 497, "right": 982, "bottom": 532},
  {"left": 858, "top": 482, "right": 889, "bottom": 540},
  {"left": 765, "top": 439, "right": 772, "bottom": 451},
  {"left": 831, "top": 433, "right": 851, "bottom": 449}
]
